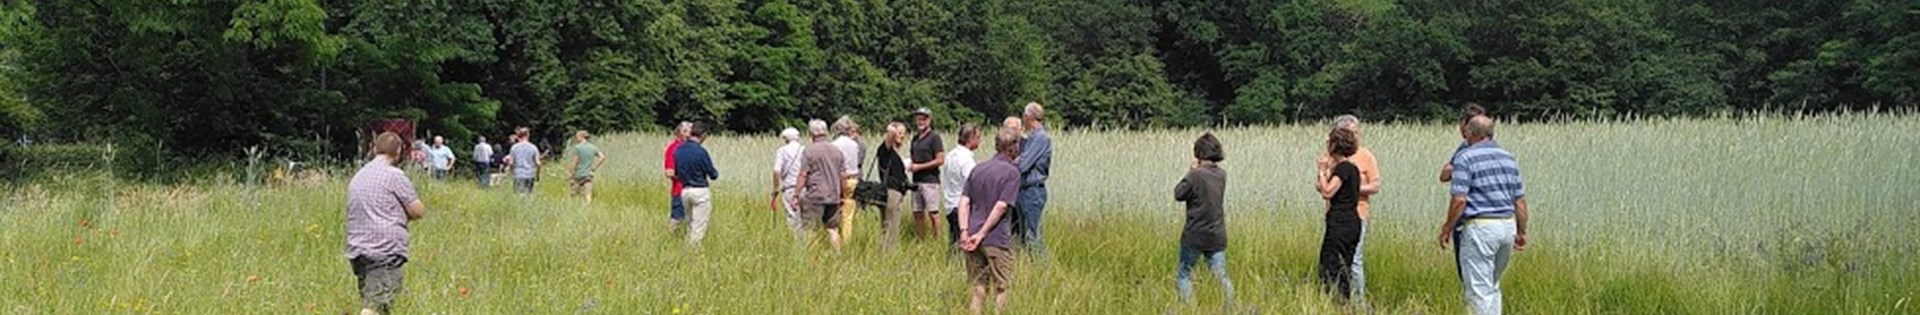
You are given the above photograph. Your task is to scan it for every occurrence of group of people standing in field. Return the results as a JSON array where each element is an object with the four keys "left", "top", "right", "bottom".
[
  {"left": 338, "top": 101, "right": 1530, "bottom": 315},
  {"left": 756, "top": 103, "right": 1055, "bottom": 314}
]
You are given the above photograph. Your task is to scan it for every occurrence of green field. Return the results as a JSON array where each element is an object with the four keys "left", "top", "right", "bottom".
[{"left": 3, "top": 115, "right": 1916, "bottom": 314}]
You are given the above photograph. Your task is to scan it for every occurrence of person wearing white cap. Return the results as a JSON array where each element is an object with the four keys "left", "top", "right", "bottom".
[
  {"left": 773, "top": 127, "right": 807, "bottom": 231},
  {"left": 907, "top": 107, "right": 947, "bottom": 238}
]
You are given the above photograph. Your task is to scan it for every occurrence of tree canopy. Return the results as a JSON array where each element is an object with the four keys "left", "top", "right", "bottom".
[{"left": 1, "top": 0, "right": 1914, "bottom": 170}]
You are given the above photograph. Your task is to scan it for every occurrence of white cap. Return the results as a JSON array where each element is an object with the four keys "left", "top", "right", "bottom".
[{"left": 780, "top": 128, "right": 801, "bottom": 141}]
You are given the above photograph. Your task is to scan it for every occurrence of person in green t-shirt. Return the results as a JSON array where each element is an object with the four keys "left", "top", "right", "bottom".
[{"left": 568, "top": 130, "right": 608, "bottom": 202}]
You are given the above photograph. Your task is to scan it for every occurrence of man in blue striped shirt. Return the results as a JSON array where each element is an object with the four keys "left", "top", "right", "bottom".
[{"left": 1437, "top": 115, "right": 1531, "bottom": 315}]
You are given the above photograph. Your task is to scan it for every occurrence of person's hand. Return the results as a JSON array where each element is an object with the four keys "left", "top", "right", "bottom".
[
  {"left": 962, "top": 234, "right": 984, "bottom": 252},
  {"left": 1437, "top": 229, "right": 1453, "bottom": 251},
  {"left": 1438, "top": 163, "right": 1454, "bottom": 182},
  {"left": 1515, "top": 233, "right": 1529, "bottom": 251},
  {"left": 1316, "top": 155, "right": 1333, "bottom": 172}
]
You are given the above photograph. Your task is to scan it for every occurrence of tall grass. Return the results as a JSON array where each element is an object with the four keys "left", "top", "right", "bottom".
[{"left": 1, "top": 114, "right": 1914, "bottom": 314}]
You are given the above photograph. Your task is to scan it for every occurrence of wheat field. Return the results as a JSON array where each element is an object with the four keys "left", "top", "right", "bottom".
[{"left": 2, "top": 114, "right": 1915, "bottom": 314}]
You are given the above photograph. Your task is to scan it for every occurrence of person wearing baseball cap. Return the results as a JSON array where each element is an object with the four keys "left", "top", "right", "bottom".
[{"left": 907, "top": 107, "right": 947, "bottom": 240}]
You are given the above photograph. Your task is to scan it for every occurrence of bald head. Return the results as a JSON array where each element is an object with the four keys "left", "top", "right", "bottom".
[{"left": 1463, "top": 115, "right": 1495, "bottom": 142}]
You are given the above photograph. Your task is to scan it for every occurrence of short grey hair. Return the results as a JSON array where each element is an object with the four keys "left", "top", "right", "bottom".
[
  {"left": 1332, "top": 115, "right": 1360, "bottom": 131},
  {"left": 807, "top": 119, "right": 830, "bottom": 137},
  {"left": 1022, "top": 102, "right": 1045, "bottom": 121}
]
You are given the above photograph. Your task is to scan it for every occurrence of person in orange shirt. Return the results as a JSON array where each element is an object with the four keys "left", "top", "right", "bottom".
[{"left": 1318, "top": 114, "right": 1381, "bottom": 305}]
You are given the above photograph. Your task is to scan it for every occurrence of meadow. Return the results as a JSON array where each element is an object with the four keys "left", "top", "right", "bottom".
[{"left": 2, "top": 114, "right": 1916, "bottom": 314}]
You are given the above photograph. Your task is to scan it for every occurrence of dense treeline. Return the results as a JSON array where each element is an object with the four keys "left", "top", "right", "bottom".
[{"left": 0, "top": 0, "right": 1915, "bottom": 170}]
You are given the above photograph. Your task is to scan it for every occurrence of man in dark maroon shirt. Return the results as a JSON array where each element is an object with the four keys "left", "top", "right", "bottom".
[{"left": 957, "top": 128, "right": 1023, "bottom": 315}]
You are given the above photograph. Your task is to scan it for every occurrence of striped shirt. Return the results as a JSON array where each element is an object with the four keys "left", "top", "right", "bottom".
[{"left": 1450, "top": 140, "right": 1524, "bottom": 218}]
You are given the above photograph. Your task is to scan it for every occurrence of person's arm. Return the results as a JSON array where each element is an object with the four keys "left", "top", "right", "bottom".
[
  {"left": 1318, "top": 176, "right": 1341, "bottom": 200},
  {"left": 795, "top": 162, "right": 810, "bottom": 201},
  {"left": 1016, "top": 137, "right": 1049, "bottom": 175},
  {"left": 1438, "top": 163, "right": 1453, "bottom": 182},
  {"left": 1360, "top": 177, "right": 1381, "bottom": 195},
  {"left": 1174, "top": 168, "right": 1197, "bottom": 202},
  {"left": 1360, "top": 154, "right": 1381, "bottom": 195},
  {"left": 405, "top": 200, "right": 427, "bottom": 221},
  {"left": 1437, "top": 195, "right": 1466, "bottom": 249},
  {"left": 395, "top": 181, "right": 425, "bottom": 221},
  {"left": 569, "top": 152, "right": 580, "bottom": 175},
  {"left": 704, "top": 153, "right": 719, "bottom": 180},
  {"left": 665, "top": 146, "right": 678, "bottom": 179},
  {"left": 1514, "top": 197, "right": 1530, "bottom": 250},
  {"left": 912, "top": 148, "right": 946, "bottom": 172},
  {"left": 592, "top": 151, "right": 607, "bottom": 173},
  {"left": 971, "top": 201, "right": 1010, "bottom": 245},
  {"left": 1438, "top": 159, "right": 1473, "bottom": 249}
]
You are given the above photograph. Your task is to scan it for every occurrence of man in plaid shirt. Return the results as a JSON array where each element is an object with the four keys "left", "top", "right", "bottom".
[{"left": 345, "top": 132, "right": 428, "bottom": 315}]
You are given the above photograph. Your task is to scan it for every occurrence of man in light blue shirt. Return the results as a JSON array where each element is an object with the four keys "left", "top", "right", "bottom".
[
  {"left": 1437, "top": 116, "right": 1531, "bottom": 315},
  {"left": 504, "top": 128, "right": 543, "bottom": 197},
  {"left": 425, "top": 136, "right": 455, "bottom": 181}
]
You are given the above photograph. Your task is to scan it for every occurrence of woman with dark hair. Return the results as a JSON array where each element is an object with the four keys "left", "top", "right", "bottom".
[
  {"left": 1174, "top": 133, "right": 1233, "bottom": 305},
  {"left": 1315, "top": 128, "right": 1364, "bottom": 304}
]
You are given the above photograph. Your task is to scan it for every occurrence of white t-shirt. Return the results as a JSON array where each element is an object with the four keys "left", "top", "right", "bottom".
[
  {"left": 832, "top": 136, "right": 862, "bottom": 177},
  {"left": 940, "top": 145, "right": 977, "bottom": 212},
  {"left": 774, "top": 141, "right": 805, "bottom": 191}
]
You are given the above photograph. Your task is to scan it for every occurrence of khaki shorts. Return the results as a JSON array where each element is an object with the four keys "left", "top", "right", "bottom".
[
  {"left": 570, "top": 176, "right": 593, "bottom": 195},
  {"left": 913, "top": 183, "right": 942, "bottom": 213},
  {"left": 966, "top": 246, "right": 1015, "bottom": 291}
]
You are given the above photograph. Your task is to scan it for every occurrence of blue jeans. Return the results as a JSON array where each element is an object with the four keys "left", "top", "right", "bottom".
[
  {"left": 1015, "top": 186, "right": 1048, "bottom": 256},
  {"left": 1177, "top": 247, "right": 1233, "bottom": 304},
  {"left": 670, "top": 196, "right": 686, "bottom": 222},
  {"left": 1457, "top": 220, "right": 1515, "bottom": 315},
  {"left": 513, "top": 178, "right": 535, "bottom": 195},
  {"left": 1352, "top": 222, "right": 1368, "bottom": 303},
  {"left": 473, "top": 162, "right": 493, "bottom": 187},
  {"left": 430, "top": 169, "right": 449, "bottom": 180}
]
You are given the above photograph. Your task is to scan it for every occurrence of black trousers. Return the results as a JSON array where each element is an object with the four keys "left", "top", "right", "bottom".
[
  {"left": 1318, "top": 211, "right": 1362, "bottom": 303},
  {"left": 946, "top": 209, "right": 961, "bottom": 247}
]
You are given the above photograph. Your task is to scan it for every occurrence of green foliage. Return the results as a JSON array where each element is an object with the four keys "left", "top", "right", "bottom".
[{"left": 3, "top": 0, "right": 1916, "bottom": 168}]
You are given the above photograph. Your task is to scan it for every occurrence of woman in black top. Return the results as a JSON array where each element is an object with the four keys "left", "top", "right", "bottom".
[
  {"left": 1316, "top": 128, "right": 1363, "bottom": 304},
  {"left": 875, "top": 122, "right": 913, "bottom": 249}
]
